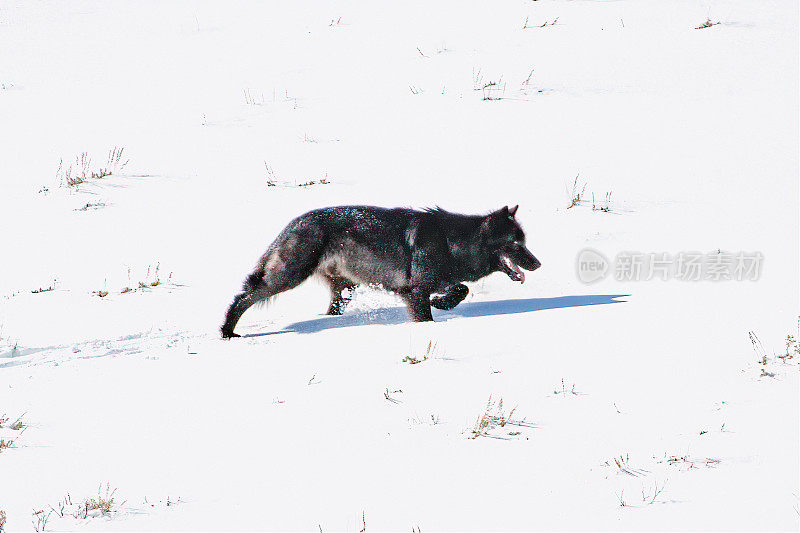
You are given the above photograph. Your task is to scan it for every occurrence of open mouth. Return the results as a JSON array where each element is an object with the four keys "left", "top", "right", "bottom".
[{"left": 500, "top": 255, "right": 525, "bottom": 283}]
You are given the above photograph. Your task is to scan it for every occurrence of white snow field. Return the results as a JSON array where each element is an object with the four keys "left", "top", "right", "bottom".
[{"left": 1, "top": 0, "right": 798, "bottom": 530}]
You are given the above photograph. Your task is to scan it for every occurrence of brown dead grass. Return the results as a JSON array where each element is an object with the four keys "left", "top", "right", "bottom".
[
  {"left": 567, "top": 174, "right": 587, "bottom": 209},
  {"left": 696, "top": 18, "right": 720, "bottom": 29},
  {"left": 402, "top": 340, "right": 438, "bottom": 364}
]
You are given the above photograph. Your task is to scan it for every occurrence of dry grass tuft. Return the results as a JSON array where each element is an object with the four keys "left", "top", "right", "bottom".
[
  {"left": 749, "top": 330, "right": 768, "bottom": 364},
  {"left": 402, "top": 340, "right": 437, "bottom": 364},
  {"left": 86, "top": 488, "right": 116, "bottom": 515},
  {"left": 748, "top": 319, "right": 799, "bottom": 378},
  {"left": 566, "top": 175, "right": 615, "bottom": 212},
  {"left": 130, "top": 263, "right": 163, "bottom": 292},
  {"left": 472, "top": 396, "right": 514, "bottom": 438},
  {"left": 481, "top": 79, "right": 506, "bottom": 101},
  {"left": 2, "top": 413, "right": 27, "bottom": 431},
  {"left": 605, "top": 454, "right": 649, "bottom": 477},
  {"left": 383, "top": 387, "right": 403, "bottom": 404},
  {"left": 472, "top": 68, "right": 506, "bottom": 100},
  {"left": 523, "top": 16, "right": 558, "bottom": 29},
  {"left": 592, "top": 191, "right": 613, "bottom": 212},
  {"left": 696, "top": 18, "right": 720, "bottom": 29},
  {"left": 779, "top": 334, "right": 797, "bottom": 360},
  {"left": 470, "top": 395, "right": 535, "bottom": 439},
  {"left": 93, "top": 276, "right": 110, "bottom": 297},
  {"left": 567, "top": 174, "right": 587, "bottom": 208},
  {"left": 147, "top": 263, "right": 161, "bottom": 287},
  {"left": 31, "top": 509, "right": 50, "bottom": 532},
  {"left": 41, "top": 487, "right": 127, "bottom": 532},
  {"left": 298, "top": 177, "right": 330, "bottom": 187},
  {"left": 553, "top": 378, "right": 580, "bottom": 396},
  {"left": 56, "top": 484, "right": 121, "bottom": 520},
  {"left": 31, "top": 280, "right": 56, "bottom": 294},
  {"left": 57, "top": 148, "right": 129, "bottom": 188},
  {"left": 778, "top": 318, "right": 799, "bottom": 361},
  {"left": 0, "top": 439, "right": 13, "bottom": 452},
  {"left": 263, "top": 162, "right": 330, "bottom": 188},
  {"left": 641, "top": 479, "right": 668, "bottom": 505},
  {"left": 657, "top": 453, "right": 720, "bottom": 470},
  {"left": 264, "top": 162, "right": 278, "bottom": 187},
  {"left": 243, "top": 88, "right": 265, "bottom": 106},
  {"left": 106, "top": 146, "right": 129, "bottom": 174}
]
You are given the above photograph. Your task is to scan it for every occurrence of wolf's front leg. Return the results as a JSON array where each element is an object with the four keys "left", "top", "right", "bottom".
[
  {"left": 402, "top": 289, "right": 434, "bottom": 322},
  {"left": 430, "top": 283, "right": 468, "bottom": 310}
]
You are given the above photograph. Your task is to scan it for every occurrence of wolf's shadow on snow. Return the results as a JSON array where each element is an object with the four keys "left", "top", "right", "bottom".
[{"left": 243, "top": 294, "right": 628, "bottom": 337}]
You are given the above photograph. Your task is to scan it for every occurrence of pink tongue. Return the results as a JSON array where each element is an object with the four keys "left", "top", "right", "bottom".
[{"left": 507, "top": 258, "right": 525, "bottom": 284}]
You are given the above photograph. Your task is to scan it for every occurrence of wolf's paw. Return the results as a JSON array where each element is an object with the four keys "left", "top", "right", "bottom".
[
  {"left": 220, "top": 328, "right": 241, "bottom": 339},
  {"left": 430, "top": 283, "right": 469, "bottom": 310},
  {"left": 430, "top": 296, "right": 451, "bottom": 310}
]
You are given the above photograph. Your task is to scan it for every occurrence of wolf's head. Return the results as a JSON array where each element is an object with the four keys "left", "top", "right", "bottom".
[{"left": 481, "top": 205, "right": 541, "bottom": 283}]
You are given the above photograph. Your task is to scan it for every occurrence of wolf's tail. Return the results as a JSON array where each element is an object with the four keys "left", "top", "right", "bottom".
[{"left": 221, "top": 221, "right": 326, "bottom": 338}]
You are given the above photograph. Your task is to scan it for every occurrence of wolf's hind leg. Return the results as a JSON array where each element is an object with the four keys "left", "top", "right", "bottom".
[
  {"left": 221, "top": 234, "right": 323, "bottom": 338},
  {"left": 221, "top": 288, "right": 269, "bottom": 338},
  {"left": 325, "top": 276, "right": 357, "bottom": 315},
  {"left": 221, "top": 268, "right": 314, "bottom": 338},
  {"left": 430, "top": 283, "right": 468, "bottom": 310}
]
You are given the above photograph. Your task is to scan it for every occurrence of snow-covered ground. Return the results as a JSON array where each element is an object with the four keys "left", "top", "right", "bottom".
[{"left": 1, "top": 0, "right": 798, "bottom": 530}]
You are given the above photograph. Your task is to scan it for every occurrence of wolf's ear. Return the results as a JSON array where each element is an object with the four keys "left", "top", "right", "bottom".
[
  {"left": 508, "top": 205, "right": 518, "bottom": 217},
  {"left": 483, "top": 206, "right": 511, "bottom": 230}
]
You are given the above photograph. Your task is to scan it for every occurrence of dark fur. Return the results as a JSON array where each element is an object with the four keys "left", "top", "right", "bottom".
[{"left": 221, "top": 205, "right": 541, "bottom": 338}]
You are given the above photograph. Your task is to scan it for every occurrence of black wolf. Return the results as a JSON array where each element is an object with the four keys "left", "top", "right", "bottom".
[{"left": 221, "top": 205, "right": 541, "bottom": 338}]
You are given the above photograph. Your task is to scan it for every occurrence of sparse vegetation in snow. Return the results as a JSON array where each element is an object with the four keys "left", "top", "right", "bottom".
[
  {"left": 567, "top": 174, "right": 587, "bottom": 209},
  {"left": 605, "top": 454, "right": 650, "bottom": 477},
  {"left": 696, "top": 18, "right": 721, "bottom": 29},
  {"left": 523, "top": 16, "right": 559, "bottom": 29},
  {"left": 42, "top": 484, "right": 122, "bottom": 524},
  {"left": 592, "top": 191, "right": 613, "bottom": 212},
  {"left": 656, "top": 453, "right": 720, "bottom": 470},
  {"left": 553, "top": 378, "right": 581, "bottom": 396},
  {"left": 402, "top": 340, "right": 438, "bottom": 364},
  {"left": 56, "top": 147, "right": 129, "bottom": 188},
  {"left": 470, "top": 396, "right": 535, "bottom": 439}
]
